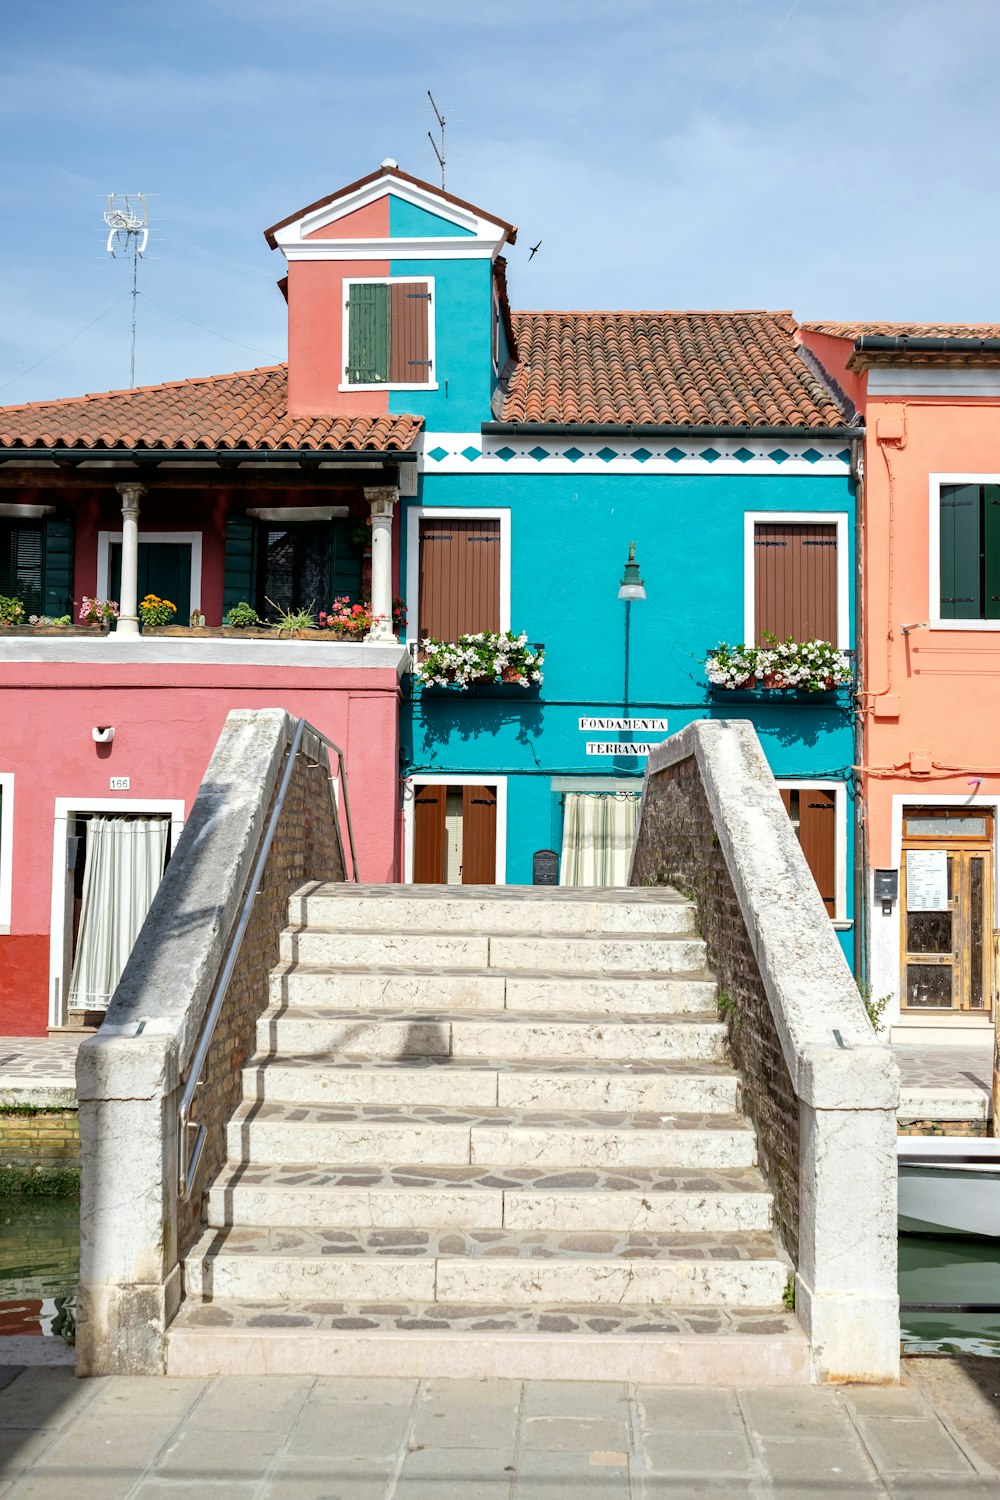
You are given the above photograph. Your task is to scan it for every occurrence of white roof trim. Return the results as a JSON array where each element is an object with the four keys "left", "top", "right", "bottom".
[{"left": 271, "top": 170, "right": 509, "bottom": 252}]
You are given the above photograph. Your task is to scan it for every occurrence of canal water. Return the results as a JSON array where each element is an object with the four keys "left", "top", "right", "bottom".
[{"left": 0, "top": 1197, "right": 997, "bottom": 1354}]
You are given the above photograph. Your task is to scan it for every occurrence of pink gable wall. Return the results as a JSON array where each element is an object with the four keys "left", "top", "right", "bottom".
[
  {"left": 305, "top": 197, "right": 388, "bottom": 240},
  {"left": 798, "top": 329, "right": 868, "bottom": 415}
]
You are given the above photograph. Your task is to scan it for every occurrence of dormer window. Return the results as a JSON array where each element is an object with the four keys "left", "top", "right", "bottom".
[{"left": 342, "top": 277, "right": 436, "bottom": 390}]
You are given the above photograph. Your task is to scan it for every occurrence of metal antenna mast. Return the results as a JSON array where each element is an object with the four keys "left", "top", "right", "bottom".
[
  {"left": 104, "top": 194, "right": 149, "bottom": 387},
  {"left": 427, "top": 92, "right": 446, "bottom": 189}
]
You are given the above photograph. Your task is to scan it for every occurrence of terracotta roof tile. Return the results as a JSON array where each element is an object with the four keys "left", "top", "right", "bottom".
[
  {"left": 0, "top": 366, "right": 422, "bottom": 454},
  {"left": 500, "top": 310, "right": 846, "bottom": 429},
  {"left": 803, "top": 320, "right": 1000, "bottom": 340}
]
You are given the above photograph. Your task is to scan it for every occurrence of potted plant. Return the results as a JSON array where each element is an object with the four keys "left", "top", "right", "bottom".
[
  {"left": 705, "top": 635, "right": 851, "bottom": 693},
  {"left": 0, "top": 595, "right": 25, "bottom": 627},
  {"left": 79, "top": 597, "right": 119, "bottom": 629},
  {"left": 415, "top": 631, "right": 544, "bottom": 689},
  {"left": 225, "top": 601, "right": 264, "bottom": 629},
  {"left": 138, "top": 593, "right": 177, "bottom": 629}
]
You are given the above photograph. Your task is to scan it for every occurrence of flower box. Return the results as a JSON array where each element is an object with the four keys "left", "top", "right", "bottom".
[
  {"left": 415, "top": 631, "right": 544, "bottom": 690},
  {"left": 705, "top": 635, "right": 851, "bottom": 694}
]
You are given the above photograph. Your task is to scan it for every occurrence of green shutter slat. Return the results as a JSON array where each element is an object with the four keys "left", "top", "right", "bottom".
[
  {"left": 984, "top": 485, "right": 1000, "bottom": 620},
  {"left": 347, "top": 283, "right": 389, "bottom": 384},
  {"left": 222, "top": 518, "right": 258, "bottom": 616},
  {"left": 41, "top": 518, "right": 74, "bottom": 618},
  {"left": 329, "top": 520, "right": 363, "bottom": 601},
  {"left": 939, "top": 483, "right": 981, "bottom": 618}
]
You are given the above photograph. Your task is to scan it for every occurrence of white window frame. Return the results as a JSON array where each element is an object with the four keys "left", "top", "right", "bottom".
[
  {"left": 96, "top": 531, "right": 203, "bottom": 616},
  {"left": 928, "top": 472, "right": 1000, "bottom": 630},
  {"left": 743, "top": 511, "right": 850, "bottom": 650},
  {"left": 339, "top": 275, "right": 438, "bottom": 393},
  {"left": 402, "top": 774, "right": 507, "bottom": 884},
  {"left": 405, "top": 506, "right": 511, "bottom": 645},
  {"left": 775, "top": 777, "right": 850, "bottom": 927},
  {"left": 0, "top": 774, "right": 13, "bottom": 935},
  {"left": 48, "top": 797, "right": 185, "bottom": 1028}
]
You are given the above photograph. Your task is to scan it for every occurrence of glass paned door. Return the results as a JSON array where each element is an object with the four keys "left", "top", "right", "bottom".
[{"left": 901, "top": 818, "right": 993, "bottom": 1014}]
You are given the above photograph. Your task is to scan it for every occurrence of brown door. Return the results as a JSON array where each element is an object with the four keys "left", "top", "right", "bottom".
[
  {"left": 418, "top": 517, "right": 501, "bottom": 641},
  {"left": 901, "top": 809, "right": 994, "bottom": 1015},
  {"left": 780, "top": 787, "right": 837, "bottom": 917},
  {"left": 461, "top": 786, "right": 497, "bottom": 884},
  {"left": 412, "top": 785, "right": 447, "bottom": 883}
]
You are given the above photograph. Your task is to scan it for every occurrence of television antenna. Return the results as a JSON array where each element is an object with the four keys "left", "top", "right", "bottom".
[
  {"left": 104, "top": 193, "right": 149, "bottom": 387},
  {"left": 426, "top": 92, "right": 446, "bottom": 190}
]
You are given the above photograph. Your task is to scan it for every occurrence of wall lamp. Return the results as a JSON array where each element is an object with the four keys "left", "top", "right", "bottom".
[{"left": 617, "top": 542, "right": 647, "bottom": 602}]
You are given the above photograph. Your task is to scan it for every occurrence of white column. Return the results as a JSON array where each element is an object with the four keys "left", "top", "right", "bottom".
[
  {"left": 115, "top": 481, "right": 146, "bottom": 637},
  {"left": 364, "top": 485, "right": 398, "bottom": 642}
]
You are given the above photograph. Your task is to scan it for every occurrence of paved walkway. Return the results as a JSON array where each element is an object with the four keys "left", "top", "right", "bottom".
[{"left": 0, "top": 1361, "right": 997, "bottom": 1498}]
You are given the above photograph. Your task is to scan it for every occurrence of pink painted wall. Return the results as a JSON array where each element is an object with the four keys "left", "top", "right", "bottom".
[
  {"left": 0, "top": 661, "right": 402, "bottom": 1034},
  {"left": 798, "top": 329, "right": 868, "bottom": 415},
  {"left": 862, "top": 396, "right": 1000, "bottom": 866}
]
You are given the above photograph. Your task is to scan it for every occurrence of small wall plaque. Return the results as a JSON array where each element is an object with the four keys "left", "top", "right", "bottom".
[{"left": 109, "top": 776, "right": 131, "bottom": 791}]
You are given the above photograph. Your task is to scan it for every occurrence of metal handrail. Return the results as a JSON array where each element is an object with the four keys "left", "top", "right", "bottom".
[{"left": 178, "top": 718, "right": 358, "bottom": 1199}]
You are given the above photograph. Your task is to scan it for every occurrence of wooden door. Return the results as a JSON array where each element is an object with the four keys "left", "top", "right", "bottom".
[
  {"left": 780, "top": 787, "right": 837, "bottom": 916},
  {"left": 412, "top": 785, "right": 447, "bottom": 883},
  {"left": 901, "top": 810, "right": 994, "bottom": 1014},
  {"left": 461, "top": 786, "right": 497, "bottom": 884},
  {"left": 754, "top": 522, "right": 837, "bottom": 642},
  {"left": 418, "top": 517, "right": 500, "bottom": 641}
]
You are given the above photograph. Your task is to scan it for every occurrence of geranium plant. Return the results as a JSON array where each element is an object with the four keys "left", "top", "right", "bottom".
[
  {"left": 79, "top": 597, "right": 119, "bottom": 626},
  {"left": 0, "top": 596, "right": 25, "bottom": 625},
  {"left": 138, "top": 593, "right": 177, "bottom": 628},
  {"left": 705, "top": 634, "right": 851, "bottom": 693},
  {"left": 318, "top": 596, "right": 408, "bottom": 638},
  {"left": 415, "top": 631, "right": 544, "bottom": 688}
]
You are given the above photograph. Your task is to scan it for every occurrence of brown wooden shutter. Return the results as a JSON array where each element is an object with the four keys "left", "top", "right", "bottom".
[
  {"left": 781, "top": 787, "right": 836, "bottom": 917},
  {"left": 413, "top": 785, "right": 447, "bottom": 883},
  {"left": 462, "top": 786, "right": 497, "bottom": 884},
  {"left": 754, "top": 522, "right": 837, "bottom": 642},
  {"left": 419, "top": 517, "right": 501, "bottom": 640},
  {"left": 389, "top": 282, "right": 431, "bottom": 383}
]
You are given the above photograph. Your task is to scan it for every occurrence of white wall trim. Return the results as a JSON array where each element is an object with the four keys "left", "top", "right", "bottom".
[
  {"left": 0, "top": 774, "right": 13, "bottom": 935},
  {"left": 96, "top": 530, "right": 203, "bottom": 616},
  {"left": 271, "top": 171, "right": 510, "bottom": 249},
  {"left": 285, "top": 240, "right": 500, "bottom": 264},
  {"left": 405, "top": 506, "right": 512, "bottom": 644},
  {"left": 869, "top": 367, "right": 1000, "bottom": 397},
  {"left": 928, "top": 472, "right": 1000, "bottom": 629},
  {"left": 340, "top": 276, "right": 437, "bottom": 394},
  {"left": 417, "top": 432, "right": 852, "bottom": 478},
  {"left": 743, "top": 511, "right": 850, "bottom": 650},
  {"left": 775, "top": 777, "right": 848, "bottom": 923},
  {"left": 402, "top": 774, "right": 507, "bottom": 884},
  {"left": 47, "top": 797, "right": 185, "bottom": 1028}
]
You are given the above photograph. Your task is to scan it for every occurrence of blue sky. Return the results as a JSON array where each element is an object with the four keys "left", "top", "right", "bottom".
[{"left": 2, "top": 0, "right": 998, "bottom": 404}]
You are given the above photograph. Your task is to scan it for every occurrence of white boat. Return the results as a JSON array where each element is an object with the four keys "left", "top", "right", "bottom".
[{"left": 898, "top": 1136, "right": 1000, "bottom": 1239}]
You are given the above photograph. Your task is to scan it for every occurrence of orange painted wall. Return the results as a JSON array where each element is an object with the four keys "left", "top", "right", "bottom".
[
  {"left": 287, "top": 198, "right": 390, "bottom": 416},
  {"left": 862, "top": 395, "right": 1000, "bottom": 866}
]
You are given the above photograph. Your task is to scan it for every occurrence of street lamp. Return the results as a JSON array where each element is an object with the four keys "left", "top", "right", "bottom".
[{"left": 618, "top": 542, "right": 646, "bottom": 707}]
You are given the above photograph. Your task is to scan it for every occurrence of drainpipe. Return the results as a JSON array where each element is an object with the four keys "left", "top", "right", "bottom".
[
  {"left": 114, "top": 480, "right": 146, "bottom": 637},
  {"left": 850, "top": 434, "right": 866, "bottom": 985},
  {"left": 364, "top": 484, "right": 399, "bottom": 642}
]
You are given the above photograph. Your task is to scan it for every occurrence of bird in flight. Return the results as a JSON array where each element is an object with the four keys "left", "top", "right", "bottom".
[{"left": 528, "top": 240, "right": 542, "bottom": 259}]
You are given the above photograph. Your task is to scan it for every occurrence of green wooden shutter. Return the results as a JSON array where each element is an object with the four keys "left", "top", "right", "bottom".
[
  {"left": 329, "top": 520, "right": 363, "bottom": 602},
  {"left": 939, "top": 483, "right": 981, "bottom": 618},
  {"left": 222, "top": 517, "right": 258, "bottom": 617},
  {"left": 984, "top": 485, "right": 1000, "bottom": 620},
  {"left": 347, "top": 283, "right": 389, "bottom": 384},
  {"left": 41, "top": 518, "right": 74, "bottom": 618}
]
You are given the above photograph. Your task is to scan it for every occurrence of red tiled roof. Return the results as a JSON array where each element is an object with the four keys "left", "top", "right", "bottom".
[
  {"left": 803, "top": 320, "right": 1000, "bottom": 340},
  {"left": 0, "top": 366, "right": 422, "bottom": 454},
  {"left": 500, "top": 310, "right": 846, "bottom": 428}
]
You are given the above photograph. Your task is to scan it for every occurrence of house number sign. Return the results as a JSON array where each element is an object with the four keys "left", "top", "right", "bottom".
[
  {"left": 906, "top": 849, "right": 948, "bottom": 911},
  {"left": 109, "top": 776, "right": 131, "bottom": 791}
]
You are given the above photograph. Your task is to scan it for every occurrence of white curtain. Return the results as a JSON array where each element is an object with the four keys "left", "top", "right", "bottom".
[
  {"left": 560, "top": 793, "right": 640, "bottom": 887},
  {"left": 68, "top": 816, "right": 169, "bottom": 1011}
]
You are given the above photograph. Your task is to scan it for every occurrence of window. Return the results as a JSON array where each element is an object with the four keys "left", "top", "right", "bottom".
[
  {"left": 777, "top": 780, "right": 847, "bottom": 923},
  {"left": 344, "top": 278, "right": 434, "bottom": 388},
  {"left": 0, "top": 518, "right": 73, "bottom": 618},
  {"left": 418, "top": 516, "right": 501, "bottom": 641},
  {"left": 753, "top": 521, "right": 838, "bottom": 642},
  {"left": 223, "top": 517, "right": 362, "bottom": 619},
  {"left": 938, "top": 483, "right": 1000, "bottom": 620}
]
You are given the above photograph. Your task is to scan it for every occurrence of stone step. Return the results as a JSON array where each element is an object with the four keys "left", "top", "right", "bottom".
[
  {"left": 205, "top": 1162, "right": 774, "bottom": 1234},
  {"left": 278, "top": 929, "right": 708, "bottom": 976},
  {"left": 242, "top": 1056, "right": 739, "bottom": 1113},
  {"left": 255, "top": 1007, "right": 728, "bottom": 1064},
  {"left": 289, "top": 884, "right": 696, "bottom": 936},
  {"left": 182, "top": 1226, "right": 788, "bottom": 1308},
  {"left": 226, "top": 1101, "right": 757, "bottom": 1170},
  {"left": 268, "top": 963, "right": 717, "bottom": 1016},
  {"left": 166, "top": 1298, "right": 810, "bottom": 1384}
]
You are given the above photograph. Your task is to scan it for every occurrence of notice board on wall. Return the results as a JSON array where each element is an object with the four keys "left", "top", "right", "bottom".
[{"left": 906, "top": 849, "right": 949, "bottom": 911}]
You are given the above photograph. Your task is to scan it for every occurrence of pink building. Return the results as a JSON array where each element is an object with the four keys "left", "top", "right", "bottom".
[{"left": 803, "top": 322, "right": 1000, "bottom": 1041}]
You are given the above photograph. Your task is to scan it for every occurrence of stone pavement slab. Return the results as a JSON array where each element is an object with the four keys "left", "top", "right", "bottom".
[{"left": 0, "top": 1363, "right": 996, "bottom": 1498}]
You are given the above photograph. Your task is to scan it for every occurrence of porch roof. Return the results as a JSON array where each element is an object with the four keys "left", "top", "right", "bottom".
[{"left": 0, "top": 365, "right": 422, "bottom": 457}]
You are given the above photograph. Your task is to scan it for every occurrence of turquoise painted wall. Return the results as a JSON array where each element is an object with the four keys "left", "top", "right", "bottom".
[
  {"left": 388, "top": 257, "right": 493, "bottom": 429},
  {"left": 389, "top": 195, "right": 474, "bottom": 238},
  {"left": 401, "top": 468, "right": 858, "bottom": 960}
]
